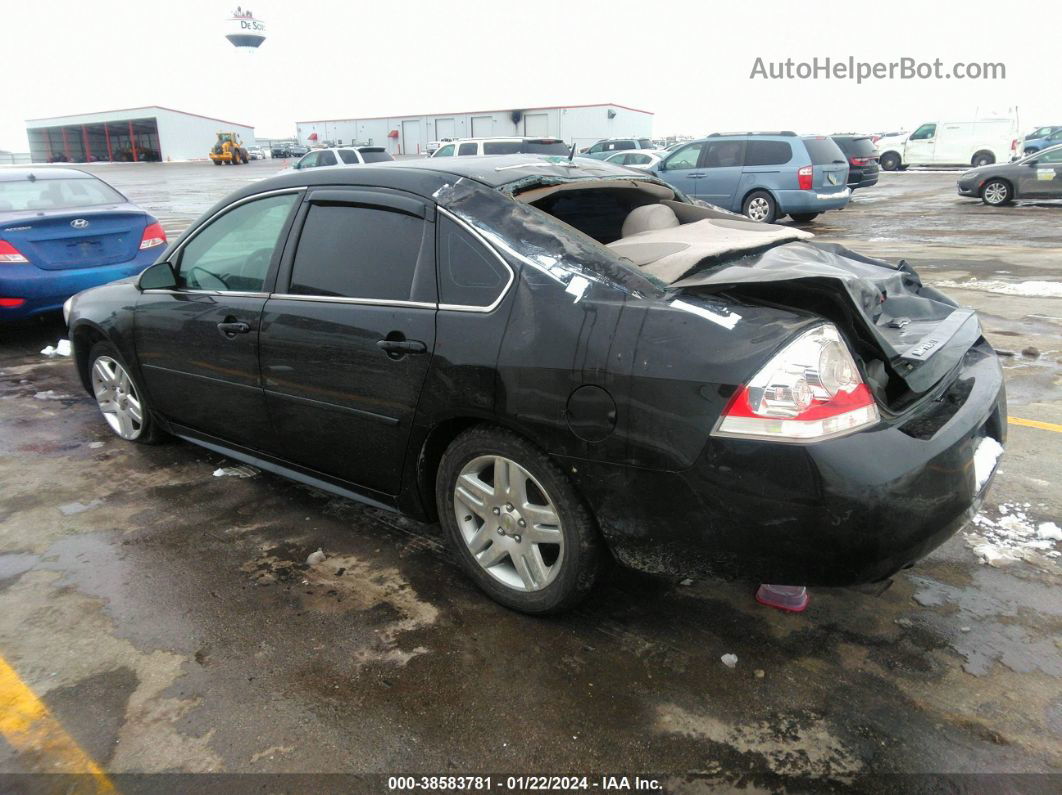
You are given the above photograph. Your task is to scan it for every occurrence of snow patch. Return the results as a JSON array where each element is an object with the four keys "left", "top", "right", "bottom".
[
  {"left": 973, "top": 437, "right": 1003, "bottom": 492},
  {"left": 964, "top": 502, "right": 1060, "bottom": 566},
  {"left": 934, "top": 279, "right": 1062, "bottom": 298}
]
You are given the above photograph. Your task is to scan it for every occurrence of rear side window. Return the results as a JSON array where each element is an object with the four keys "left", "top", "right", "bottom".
[
  {"left": 743, "top": 140, "right": 792, "bottom": 166},
  {"left": 337, "top": 150, "right": 361, "bottom": 165},
  {"left": 458, "top": 142, "right": 478, "bottom": 156},
  {"left": 802, "top": 137, "right": 846, "bottom": 165},
  {"left": 359, "top": 149, "right": 392, "bottom": 163},
  {"left": 289, "top": 205, "right": 424, "bottom": 301},
  {"left": 703, "top": 140, "right": 744, "bottom": 168},
  {"left": 437, "top": 215, "right": 510, "bottom": 308},
  {"left": 483, "top": 141, "right": 521, "bottom": 154},
  {"left": 520, "top": 141, "right": 569, "bottom": 155}
]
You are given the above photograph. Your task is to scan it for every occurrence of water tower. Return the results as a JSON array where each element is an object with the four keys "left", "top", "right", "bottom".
[{"left": 225, "top": 7, "right": 266, "bottom": 53}]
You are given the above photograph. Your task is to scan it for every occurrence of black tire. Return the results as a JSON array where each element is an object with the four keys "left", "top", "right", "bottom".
[
  {"left": 436, "top": 425, "right": 604, "bottom": 614},
  {"left": 789, "top": 212, "right": 819, "bottom": 223},
  {"left": 981, "top": 178, "right": 1013, "bottom": 207},
  {"left": 972, "top": 151, "right": 995, "bottom": 168},
  {"left": 87, "top": 341, "right": 165, "bottom": 444},
  {"left": 879, "top": 152, "right": 901, "bottom": 171},
  {"left": 741, "top": 190, "right": 778, "bottom": 223},
  {"left": 213, "top": 160, "right": 222, "bottom": 166}
]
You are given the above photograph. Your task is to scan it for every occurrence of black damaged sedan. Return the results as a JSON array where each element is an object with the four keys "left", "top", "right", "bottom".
[{"left": 65, "top": 155, "right": 1006, "bottom": 614}]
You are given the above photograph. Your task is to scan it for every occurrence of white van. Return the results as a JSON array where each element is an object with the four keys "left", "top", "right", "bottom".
[{"left": 877, "top": 119, "right": 1018, "bottom": 170}]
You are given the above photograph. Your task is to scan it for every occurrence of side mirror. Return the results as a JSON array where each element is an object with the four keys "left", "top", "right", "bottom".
[
  {"left": 579, "top": 148, "right": 589, "bottom": 154},
  {"left": 139, "top": 261, "right": 177, "bottom": 290}
]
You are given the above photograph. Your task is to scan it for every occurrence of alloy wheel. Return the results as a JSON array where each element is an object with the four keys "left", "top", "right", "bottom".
[
  {"left": 452, "top": 455, "right": 564, "bottom": 592},
  {"left": 91, "top": 356, "right": 144, "bottom": 440},
  {"left": 746, "top": 197, "right": 770, "bottom": 222},
  {"left": 983, "top": 182, "right": 1008, "bottom": 205}
]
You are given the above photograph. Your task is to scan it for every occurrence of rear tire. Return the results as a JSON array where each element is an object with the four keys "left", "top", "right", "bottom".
[
  {"left": 436, "top": 425, "right": 604, "bottom": 614},
  {"left": 789, "top": 212, "right": 819, "bottom": 223},
  {"left": 88, "top": 341, "right": 165, "bottom": 444},
  {"left": 879, "top": 152, "right": 901, "bottom": 171},
  {"left": 981, "top": 179, "right": 1013, "bottom": 206},
  {"left": 742, "top": 190, "right": 777, "bottom": 223},
  {"left": 972, "top": 151, "right": 995, "bottom": 167}
]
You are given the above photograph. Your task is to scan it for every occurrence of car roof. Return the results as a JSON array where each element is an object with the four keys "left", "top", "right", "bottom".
[
  {"left": 0, "top": 167, "right": 95, "bottom": 182},
  {"left": 454, "top": 137, "right": 563, "bottom": 143},
  {"left": 247, "top": 154, "right": 658, "bottom": 197}
]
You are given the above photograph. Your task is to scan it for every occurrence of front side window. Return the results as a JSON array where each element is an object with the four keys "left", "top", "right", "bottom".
[
  {"left": 177, "top": 193, "right": 298, "bottom": 292},
  {"left": 437, "top": 215, "right": 510, "bottom": 308},
  {"left": 587, "top": 142, "right": 605, "bottom": 154},
  {"left": 637, "top": 139, "right": 652, "bottom": 149},
  {"left": 337, "top": 149, "right": 361, "bottom": 165},
  {"left": 704, "top": 140, "right": 744, "bottom": 168},
  {"left": 434, "top": 144, "right": 455, "bottom": 157},
  {"left": 458, "top": 142, "right": 478, "bottom": 156},
  {"left": 317, "top": 150, "right": 338, "bottom": 166},
  {"left": 1038, "top": 148, "right": 1062, "bottom": 164},
  {"left": 910, "top": 124, "right": 937, "bottom": 141},
  {"left": 289, "top": 204, "right": 425, "bottom": 301},
  {"left": 297, "top": 152, "right": 319, "bottom": 169},
  {"left": 664, "top": 142, "right": 704, "bottom": 170}
]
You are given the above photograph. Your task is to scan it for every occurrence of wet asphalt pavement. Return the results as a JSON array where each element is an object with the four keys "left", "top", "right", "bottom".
[{"left": 0, "top": 160, "right": 1059, "bottom": 789}]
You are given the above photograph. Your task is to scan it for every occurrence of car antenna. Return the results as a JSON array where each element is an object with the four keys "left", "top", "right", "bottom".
[{"left": 568, "top": 140, "right": 577, "bottom": 163}]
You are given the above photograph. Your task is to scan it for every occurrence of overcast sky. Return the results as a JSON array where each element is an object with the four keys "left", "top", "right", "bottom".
[{"left": 5, "top": 0, "right": 1058, "bottom": 150}]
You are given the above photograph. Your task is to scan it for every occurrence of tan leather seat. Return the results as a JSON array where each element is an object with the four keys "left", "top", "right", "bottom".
[{"left": 620, "top": 204, "right": 680, "bottom": 238}]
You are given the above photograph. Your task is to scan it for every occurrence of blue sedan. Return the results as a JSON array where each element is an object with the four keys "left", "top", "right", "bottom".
[{"left": 0, "top": 168, "right": 166, "bottom": 321}]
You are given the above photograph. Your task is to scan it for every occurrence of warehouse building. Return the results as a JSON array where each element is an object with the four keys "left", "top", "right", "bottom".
[
  {"left": 24, "top": 106, "right": 255, "bottom": 163},
  {"left": 295, "top": 103, "right": 653, "bottom": 156}
]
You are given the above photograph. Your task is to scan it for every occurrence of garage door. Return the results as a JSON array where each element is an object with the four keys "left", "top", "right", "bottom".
[
  {"left": 472, "top": 116, "right": 493, "bottom": 138},
  {"left": 401, "top": 120, "right": 420, "bottom": 155},
  {"left": 524, "top": 113, "right": 549, "bottom": 137},
  {"left": 435, "top": 118, "right": 455, "bottom": 140}
]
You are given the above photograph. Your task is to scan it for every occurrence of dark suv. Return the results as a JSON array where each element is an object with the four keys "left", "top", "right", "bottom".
[{"left": 831, "top": 135, "right": 880, "bottom": 190}]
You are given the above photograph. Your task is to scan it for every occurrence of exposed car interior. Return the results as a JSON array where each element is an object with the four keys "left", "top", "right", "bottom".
[{"left": 517, "top": 179, "right": 809, "bottom": 283}]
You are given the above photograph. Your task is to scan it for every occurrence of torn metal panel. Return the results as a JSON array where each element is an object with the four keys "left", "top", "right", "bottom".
[{"left": 674, "top": 241, "right": 981, "bottom": 395}]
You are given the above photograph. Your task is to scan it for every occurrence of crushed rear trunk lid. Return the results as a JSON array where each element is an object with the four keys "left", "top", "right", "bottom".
[{"left": 672, "top": 241, "right": 982, "bottom": 396}]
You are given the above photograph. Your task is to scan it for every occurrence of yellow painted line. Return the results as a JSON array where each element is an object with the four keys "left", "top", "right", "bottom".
[
  {"left": 0, "top": 655, "right": 114, "bottom": 791},
  {"left": 1008, "top": 416, "right": 1062, "bottom": 433}
]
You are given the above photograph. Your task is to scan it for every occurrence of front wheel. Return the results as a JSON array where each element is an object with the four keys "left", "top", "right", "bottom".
[
  {"left": 742, "top": 190, "right": 777, "bottom": 223},
  {"left": 981, "top": 179, "right": 1013, "bottom": 206},
  {"left": 437, "top": 426, "right": 604, "bottom": 614},
  {"left": 88, "top": 342, "right": 164, "bottom": 444},
  {"left": 789, "top": 212, "right": 819, "bottom": 223}
]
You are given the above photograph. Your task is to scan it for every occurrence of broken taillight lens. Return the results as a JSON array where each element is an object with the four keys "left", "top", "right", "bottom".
[
  {"left": 139, "top": 222, "right": 167, "bottom": 250},
  {"left": 0, "top": 240, "right": 29, "bottom": 264},
  {"left": 797, "top": 165, "right": 814, "bottom": 190},
  {"left": 713, "top": 324, "right": 880, "bottom": 442}
]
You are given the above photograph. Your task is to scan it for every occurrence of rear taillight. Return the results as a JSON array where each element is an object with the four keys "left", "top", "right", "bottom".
[
  {"left": 714, "top": 324, "right": 879, "bottom": 442},
  {"left": 0, "top": 240, "right": 29, "bottom": 264},
  {"left": 1010, "top": 138, "right": 1018, "bottom": 152},
  {"left": 139, "top": 222, "right": 167, "bottom": 250},
  {"left": 797, "top": 165, "right": 813, "bottom": 190},
  {"left": 0, "top": 298, "right": 26, "bottom": 308},
  {"left": 849, "top": 156, "right": 873, "bottom": 166}
]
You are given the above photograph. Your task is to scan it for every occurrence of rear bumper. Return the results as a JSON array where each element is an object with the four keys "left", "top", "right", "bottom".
[
  {"left": 0, "top": 248, "right": 159, "bottom": 320},
  {"left": 776, "top": 188, "right": 851, "bottom": 213},
  {"left": 561, "top": 341, "right": 1006, "bottom": 586},
  {"left": 848, "top": 167, "right": 880, "bottom": 189}
]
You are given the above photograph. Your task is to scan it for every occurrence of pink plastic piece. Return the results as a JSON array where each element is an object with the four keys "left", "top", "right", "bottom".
[{"left": 755, "top": 584, "right": 809, "bottom": 612}]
